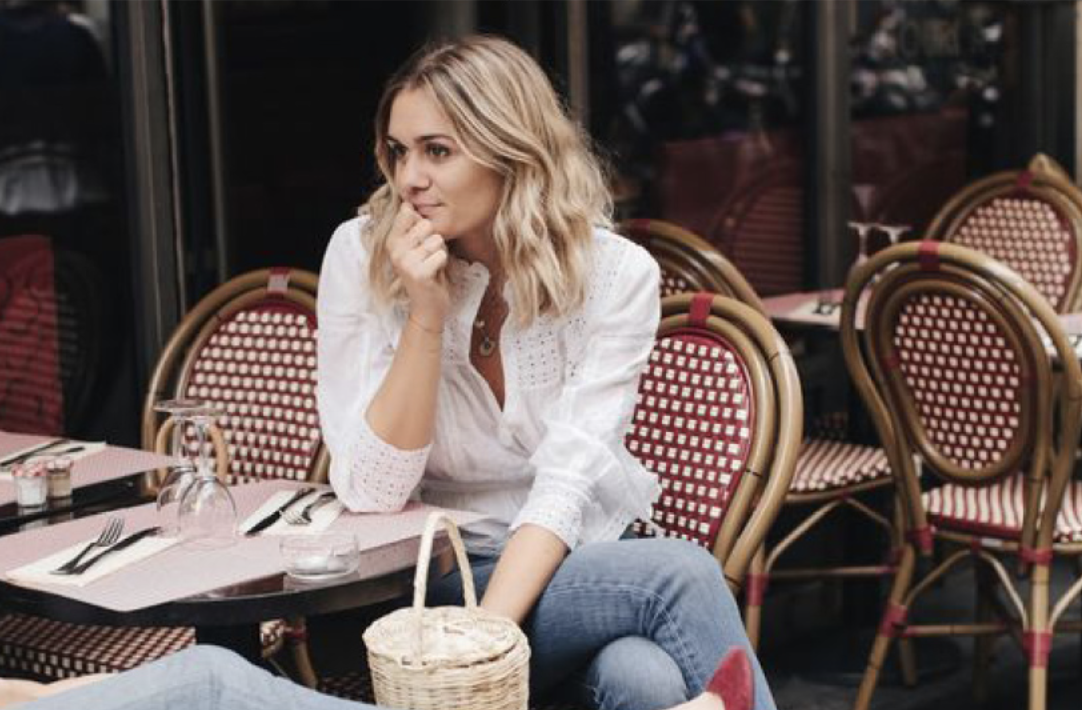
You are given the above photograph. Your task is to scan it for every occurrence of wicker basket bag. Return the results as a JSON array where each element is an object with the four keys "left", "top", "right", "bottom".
[{"left": 364, "top": 512, "right": 531, "bottom": 710}]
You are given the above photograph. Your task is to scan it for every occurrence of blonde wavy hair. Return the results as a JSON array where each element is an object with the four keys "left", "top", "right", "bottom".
[{"left": 360, "top": 34, "right": 613, "bottom": 325}]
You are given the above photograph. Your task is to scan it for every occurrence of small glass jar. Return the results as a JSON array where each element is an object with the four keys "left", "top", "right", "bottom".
[
  {"left": 45, "top": 456, "right": 73, "bottom": 499},
  {"left": 12, "top": 462, "right": 48, "bottom": 508}
]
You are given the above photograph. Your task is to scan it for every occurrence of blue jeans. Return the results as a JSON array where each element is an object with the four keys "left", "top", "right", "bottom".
[
  {"left": 11, "top": 646, "right": 366, "bottom": 710},
  {"left": 427, "top": 537, "right": 776, "bottom": 710}
]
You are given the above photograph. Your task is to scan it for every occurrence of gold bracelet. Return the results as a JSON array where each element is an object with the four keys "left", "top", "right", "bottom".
[{"left": 407, "top": 314, "right": 443, "bottom": 337}]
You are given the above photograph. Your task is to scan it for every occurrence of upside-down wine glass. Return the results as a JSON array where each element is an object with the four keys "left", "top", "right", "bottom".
[
  {"left": 176, "top": 405, "right": 237, "bottom": 549},
  {"left": 153, "top": 399, "right": 217, "bottom": 536},
  {"left": 816, "top": 221, "right": 872, "bottom": 315}
]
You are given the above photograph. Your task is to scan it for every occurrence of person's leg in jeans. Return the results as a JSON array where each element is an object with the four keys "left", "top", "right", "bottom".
[
  {"left": 12, "top": 645, "right": 369, "bottom": 710},
  {"left": 428, "top": 537, "right": 776, "bottom": 710}
]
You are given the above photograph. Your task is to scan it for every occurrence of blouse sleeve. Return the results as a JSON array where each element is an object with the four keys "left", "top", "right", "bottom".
[
  {"left": 317, "top": 219, "right": 430, "bottom": 512},
  {"left": 510, "top": 239, "right": 661, "bottom": 549}
]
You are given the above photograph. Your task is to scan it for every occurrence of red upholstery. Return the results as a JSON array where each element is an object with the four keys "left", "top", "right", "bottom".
[
  {"left": 950, "top": 191, "right": 1078, "bottom": 311},
  {"left": 181, "top": 303, "right": 320, "bottom": 484},
  {"left": 924, "top": 475, "right": 1082, "bottom": 543},
  {"left": 626, "top": 331, "right": 755, "bottom": 548},
  {"left": 891, "top": 291, "right": 1029, "bottom": 471},
  {"left": 0, "top": 236, "right": 62, "bottom": 435},
  {"left": 0, "top": 614, "right": 192, "bottom": 680},
  {"left": 790, "top": 438, "right": 891, "bottom": 493}
]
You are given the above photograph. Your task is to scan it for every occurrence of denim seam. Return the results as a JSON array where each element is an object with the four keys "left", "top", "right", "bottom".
[{"left": 540, "top": 582, "right": 707, "bottom": 692}]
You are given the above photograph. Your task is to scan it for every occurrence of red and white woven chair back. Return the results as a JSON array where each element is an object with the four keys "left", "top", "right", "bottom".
[
  {"left": 928, "top": 158, "right": 1082, "bottom": 313},
  {"left": 948, "top": 190, "right": 1079, "bottom": 311},
  {"left": 146, "top": 269, "right": 323, "bottom": 485},
  {"left": 626, "top": 324, "right": 758, "bottom": 549},
  {"left": 882, "top": 288, "right": 1035, "bottom": 484},
  {"left": 707, "top": 161, "right": 804, "bottom": 297}
]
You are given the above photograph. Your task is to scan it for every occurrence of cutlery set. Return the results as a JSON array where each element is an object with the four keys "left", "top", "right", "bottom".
[
  {"left": 245, "top": 487, "right": 337, "bottom": 536},
  {"left": 49, "top": 520, "right": 163, "bottom": 577},
  {"left": 0, "top": 438, "right": 78, "bottom": 470},
  {"left": 31, "top": 486, "right": 334, "bottom": 579}
]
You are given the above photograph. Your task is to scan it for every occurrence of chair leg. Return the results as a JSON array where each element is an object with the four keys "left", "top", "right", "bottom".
[
  {"left": 744, "top": 546, "right": 766, "bottom": 650},
  {"left": 972, "top": 561, "right": 995, "bottom": 704},
  {"left": 286, "top": 616, "right": 319, "bottom": 689},
  {"left": 854, "top": 545, "right": 917, "bottom": 710},
  {"left": 1027, "top": 563, "right": 1052, "bottom": 710}
]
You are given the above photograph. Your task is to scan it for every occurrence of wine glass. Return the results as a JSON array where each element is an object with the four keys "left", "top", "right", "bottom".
[
  {"left": 176, "top": 406, "right": 237, "bottom": 549},
  {"left": 153, "top": 399, "right": 219, "bottom": 537},
  {"left": 816, "top": 221, "right": 872, "bottom": 315},
  {"left": 878, "top": 223, "right": 911, "bottom": 247}
]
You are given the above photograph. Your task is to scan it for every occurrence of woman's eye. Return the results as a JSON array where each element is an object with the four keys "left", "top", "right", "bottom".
[
  {"left": 427, "top": 144, "right": 451, "bottom": 159},
  {"left": 387, "top": 143, "right": 405, "bottom": 160}
]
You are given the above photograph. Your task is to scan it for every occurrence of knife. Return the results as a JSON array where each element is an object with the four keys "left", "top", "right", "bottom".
[
  {"left": 0, "top": 438, "right": 68, "bottom": 468},
  {"left": 65, "top": 526, "right": 163, "bottom": 576},
  {"left": 244, "top": 487, "right": 315, "bottom": 536}
]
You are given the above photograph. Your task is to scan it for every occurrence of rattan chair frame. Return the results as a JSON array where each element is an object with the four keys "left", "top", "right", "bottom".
[
  {"left": 621, "top": 219, "right": 768, "bottom": 313},
  {"left": 636, "top": 225, "right": 902, "bottom": 651},
  {"left": 656, "top": 293, "right": 803, "bottom": 589},
  {"left": 925, "top": 153, "right": 1082, "bottom": 313},
  {"left": 841, "top": 241, "right": 1082, "bottom": 710},
  {"left": 141, "top": 268, "right": 329, "bottom": 485}
]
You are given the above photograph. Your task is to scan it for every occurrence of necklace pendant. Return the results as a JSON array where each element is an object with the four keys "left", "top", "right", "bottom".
[{"left": 478, "top": 334, "right": 496, "bottom": 357}]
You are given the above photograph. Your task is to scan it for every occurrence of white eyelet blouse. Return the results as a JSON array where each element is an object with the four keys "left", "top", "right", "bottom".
[{"left": 317, "top": 217, "right": 661, "bottom": 554}]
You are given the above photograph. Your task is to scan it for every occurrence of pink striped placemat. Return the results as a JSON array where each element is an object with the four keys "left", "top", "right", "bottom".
[
  {"left": 0, "top": 432, "right": 176, "bottom": 506},
  {"left": 0, "top": 479, "right": 485, "bottom": 612}
]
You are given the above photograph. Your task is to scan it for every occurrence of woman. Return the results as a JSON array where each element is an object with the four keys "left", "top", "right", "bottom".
[
  {"left": 8, "top": 644, "right": 750, "bottom": 710},
  {"left": 317, "top": 35, "right": 772, "bottom": 710}
]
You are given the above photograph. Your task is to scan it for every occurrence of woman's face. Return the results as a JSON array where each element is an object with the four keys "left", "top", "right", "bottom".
[{"left": 386, "top": 88, "right": 503, "bottom": 246}]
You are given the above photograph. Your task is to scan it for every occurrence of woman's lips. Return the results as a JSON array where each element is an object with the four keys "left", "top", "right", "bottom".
[{"left": 412, "top": 203, "right": 440, "bottom": 218}]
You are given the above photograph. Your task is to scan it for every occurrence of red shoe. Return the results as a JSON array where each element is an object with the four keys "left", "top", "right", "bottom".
[{"left": 704, "top": 647, "right": 754, "bottom": 710}]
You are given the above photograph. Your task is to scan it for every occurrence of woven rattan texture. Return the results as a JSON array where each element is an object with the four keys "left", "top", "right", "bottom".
[
  {"left": 182, "top": 303, "right": 320, "bottom": 484},
  {"left": 924, "top": 475, "right": 1082, "bottom": 543},
  {"left": 0, "top": 613, "right": 192, "bottom": 680},
  {"left": 892, "top": 292, "right": 1024, "bottom": 472},
  {"left": 790, "top": 438, "right": 891, "bottom": 493},
  {"left": 659, "top": 270, "right": 694, "bottom": 297},
  {"left": 626, "top": 332, "right": 754, "bottom": 547},
  {"left": 952, "top": 195, "right": 1075, "bottom": 310}
]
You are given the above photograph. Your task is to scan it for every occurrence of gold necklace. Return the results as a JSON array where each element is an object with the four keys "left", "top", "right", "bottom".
[{"left": 473, "top": 287, "right": 504, "bottom": 358}]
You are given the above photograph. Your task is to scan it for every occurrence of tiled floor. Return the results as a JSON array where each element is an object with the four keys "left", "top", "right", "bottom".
[{"left": 763, "top": 563, "right": 1081, "bottom": 710}]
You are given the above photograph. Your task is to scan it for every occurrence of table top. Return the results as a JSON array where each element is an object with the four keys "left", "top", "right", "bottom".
[
  {"left": 0, "top": 478, "right": 482, "bottom": 630},
  {"left": 0, "top": 534, "right": 446, "bottom": 629},
  {"left": 765, "top": 289, "right": 1082, "bottom": 342},
  {"left": 0, "top": 431, "right": 174, "bottom": 507}
]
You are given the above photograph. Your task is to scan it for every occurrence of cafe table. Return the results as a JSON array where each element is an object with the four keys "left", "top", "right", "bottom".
[
  {"left": 764, "top": 288, "right": 1082, "bottom": 348},
  {"left": 0, "top": 479, "right": 481, "bottom": 663},
  {"left": 0, "top": 431, "right": 176, "bottom": 531}
]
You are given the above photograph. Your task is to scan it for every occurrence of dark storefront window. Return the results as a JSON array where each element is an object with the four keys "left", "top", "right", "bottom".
[
  {"left": 0, "top": 1, "right": 136, "bottom": 440},
  {"left": 849, "top": 1, "right": 1015, "bottom": 239},
  {"left": 596, "top": 0, "right": 809, "bottom": 296}
]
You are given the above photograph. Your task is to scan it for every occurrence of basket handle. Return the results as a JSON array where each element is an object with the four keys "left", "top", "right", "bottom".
[{"left": 411, "top": 511, "right": 478, "bottom": 611}]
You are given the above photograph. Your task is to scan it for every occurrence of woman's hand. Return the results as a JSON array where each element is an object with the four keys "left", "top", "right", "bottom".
[{"left": 387, "top": 202, "right": 450, "bottom": 330}]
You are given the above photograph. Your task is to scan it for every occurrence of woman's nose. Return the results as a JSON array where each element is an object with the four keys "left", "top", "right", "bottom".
[{"left": 398, "top": 153, "right": 430, "bottom": 192}]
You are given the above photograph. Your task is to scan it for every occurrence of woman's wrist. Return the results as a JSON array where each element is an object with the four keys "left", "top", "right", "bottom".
[{"left": 407, "top": 313, "right": 444, "bottom": 337}]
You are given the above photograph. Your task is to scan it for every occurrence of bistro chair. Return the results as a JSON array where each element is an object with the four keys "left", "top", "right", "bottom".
[
  {"left": 0, "top": 267, "right": 326, "bottom": 683},
  {"left": 0, "top": 236, "right": 107, "bottom": 437},
  {"left": 620, "top": 218, "right": 767, "bottom": 313},
  {"left": 704, "top": 159, "right": 805, "bottom": 297},
  {"left": 841, "top": 241, "right": 1082, "bottom": 710},
  {"left": 926, "top": 153, "right": 1082, "bottom": 313},
  {"left": 620, "top": 220, "right": 895, "bottom": 650},
  {"left": 629, "top": 292, "right": 803, "bottom": 589},
  {"left": 317, "top": 293, "right": 804, "bottom": 706}
]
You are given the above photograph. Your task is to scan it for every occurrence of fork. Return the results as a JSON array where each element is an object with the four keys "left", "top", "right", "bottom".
[
  {"left": 50, "top": 517, "right": 124, "bottom": 574},
  {"left": 282, "top": 491, "right": 336, "bottom": 526}
]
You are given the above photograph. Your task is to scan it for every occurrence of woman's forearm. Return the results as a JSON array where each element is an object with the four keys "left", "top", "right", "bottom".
[
  {"left": 365, "top": 315, "right": 443, "bottom": 450},
  {"left": 481, "top": 524, "right": 568, "bottom": 625}
]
